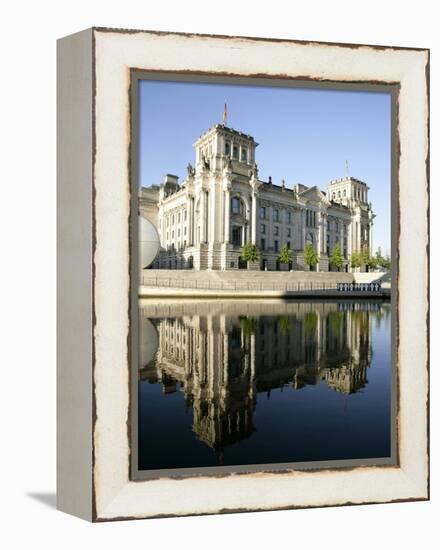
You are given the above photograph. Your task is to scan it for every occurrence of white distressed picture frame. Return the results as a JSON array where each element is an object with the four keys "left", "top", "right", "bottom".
[{"left": 57, "top": 27, "right": 429, "bottom": 521}]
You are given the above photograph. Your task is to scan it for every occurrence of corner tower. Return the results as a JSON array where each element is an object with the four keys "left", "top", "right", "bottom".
[{"left": 193, "top": 124, "right": 258, "bottom": 174}]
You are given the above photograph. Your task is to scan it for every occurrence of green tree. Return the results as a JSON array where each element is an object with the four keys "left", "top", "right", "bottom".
[
  {"left": 350, "top": 250, "right": 362, "bottom": 269},
  {"left": 382, "top": 255, "right": 391, "bottom": 270},
  {"left": 303, "top": 243, "right": 319, "bottom": 270},
  {"left": 240, "top": 242, "right": 259, "bottom": 263},
  {"left": 361, "top": 245, "right": 376, "bottom": 270},
  {"left": 351, "top": 246, "right": 375, "bottom": 270},
  {"left": 375, "top": 247, "right": 384, "bottom": 267},
  {"left": 329, "top": 242, "right": 344, "bottom": 271},
  {"left": 278, "top": 244, "right": 293, "bottom": 266},
  {"left": 374, "top": 247, "right": 391, "bottom": 270}
]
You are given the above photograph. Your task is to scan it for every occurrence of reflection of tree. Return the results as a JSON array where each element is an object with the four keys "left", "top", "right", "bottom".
[
  {"left": 329, "top": 311, "right": 344, "bottom": 335},
  {"left": 279, "top": 315, "right": 291, "bottom": 334},
  {"left": 303, "top": 312, "right": 318, "bottom": 337},
  {"left": 239, "top": 316, "right": 258, "bottom": 335},
  {"left": 350, "top": 310, "right": 370, "bottom": 333}
]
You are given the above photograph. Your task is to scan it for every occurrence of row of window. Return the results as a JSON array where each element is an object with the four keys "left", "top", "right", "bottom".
[
  {"left": 166, "top": 226, "right": 187, "bottom": 240},
  {"left": 331, "top": 187, "right": 367, "bottom": 202},
  {"left": 261, "top": 224, "right": 292, "bottom": 238},
  {"left": 260, "top": 239, "right": 291, "bottom": 252},
  {"left": 306, "top": 210, "right": 316, "bottom": 227},
  {"left": 164, "top": 210, "right": 187, "bottom": 228},
  {"left": 224, "top": 141, "right": 248, "bottom": 163},
  {"left": 260, "top": 207, "right": 293, "bottom": 223},
  {"left": 327, "top": 219, "right": 347, "bottom": 233}
]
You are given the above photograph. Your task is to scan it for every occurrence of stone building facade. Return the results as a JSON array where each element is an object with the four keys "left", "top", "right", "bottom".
[{"left": 139, "top": 124, "right": 375, "bottom": 271}]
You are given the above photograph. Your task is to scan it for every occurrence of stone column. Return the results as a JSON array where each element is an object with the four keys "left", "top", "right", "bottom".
[
  {"left": 181, "top": 207, "right": 185, "bottom": 249},
  {"left": 348, "top": 219, "right": 353, "bottom": 256},
  {"left": 301, "top": 209, "right": 306, "bottom": 249},
  {"left": 251, "top": 192, "right": 257, "bottom": 244},
  {"left": 268, "top": 206, "right": 273, "bottom": 249},
  {"left": 200, "top": 191, "right": 204, "bottom": 245},
  {"left": 201, "top": 189, "right": 208, "bottom": 243},
  {"left": 189, "top": 197, "right": 194, "bottom": 246},
  {"left": 209, "top": 184, "right": 216, "bottom": 245},
  {"left": 318, "top": 212, "right": 323, "bottom": 253},
  {"left": 224, "top": 187, "right": 230, "bottom": 243}
]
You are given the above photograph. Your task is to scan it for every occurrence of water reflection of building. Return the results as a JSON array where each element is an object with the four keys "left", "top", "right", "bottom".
[{"left": 140, "top": 302, "right": 380, "bottom": 452}]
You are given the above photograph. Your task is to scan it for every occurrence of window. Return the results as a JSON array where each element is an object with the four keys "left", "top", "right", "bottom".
[
  {"left": 260, "top": 206, "right": 266, "bottom": 219},
  {"left": 178, "top": 213, "right": 181, "bottom": 223},
  {"left": 274, "top": 240, "right": 279, "bottom": 252},
  {"left": 261, "top": 238, "right": 266, "bottom": 251},
  {"left": 232, "top": 226, "right": 242, "bottom": 246},
  {"left": 287, "top": 241, "right": 291, "bottom": 249},
  {"left": 273, "top": 209, "right": 279, "bottom": 222},
  {"left": 274, "top": 226, "right": 279, "bottom": 236},
  {"left": 184, "top": 210, "right": 187, "bottom": 221},
  {"left": 336, "top": 221, "right": 339, "bottom": 232},
  {"left": 343, "top": 189, "right": 346, "bottom": 197},
  {"left": 231, "top": 197, "right": 241, "bottom": 214},
  {"left": 233, "top": 145, "right": 239, "bottom": 159},
  {"left": 327, "top": 220, "right": 330, "bottom": 231},
  {"left": 287, "top": 228, "right": 291, "bottom": 238},
  {"left": 286, "top": 211, "right": 292, "bottom": 224},
  {"left": 224, "top": 141, "right": 231, "bottom": 156},
  {"left": 172, "top": 215, "right": 174, "bottom": 225},
  {"left": 261, "top": 224, "right": 266, "bottom": 234},
  {"left": 241, "top": 147, "right": 247, "bottom": 163}
]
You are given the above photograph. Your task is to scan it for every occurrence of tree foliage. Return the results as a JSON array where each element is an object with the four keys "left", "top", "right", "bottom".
[
  {"left": 329, "top": 242, "right": 344, "bottom": 270},
  {"left": 278, "top": 244, "right": 293, "bottom": 265},
  {"left": 240, "top": 242, "right": 259, "bottom": 263},
  {"left": 303, "top": 243, "right": 319, "bottom": 268},
  {"left": 374, "top": 247, "right": 391, "bottom": 270},
  {"left": 351, "top": 246, "right": 391, "bottom": 270}
]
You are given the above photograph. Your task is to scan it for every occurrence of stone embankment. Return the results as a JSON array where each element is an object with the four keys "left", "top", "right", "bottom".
[{"left": 139, "top": 269, "right": 391, "bottom": 299}]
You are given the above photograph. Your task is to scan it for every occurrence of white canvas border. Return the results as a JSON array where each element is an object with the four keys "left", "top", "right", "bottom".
[{"left": 92, "top": 29, "right": 429, "bottom": 520}]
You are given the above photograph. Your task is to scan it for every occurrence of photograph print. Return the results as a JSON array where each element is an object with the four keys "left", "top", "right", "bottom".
[{"left": 133, "top": 75, "right": 395, "bottom": 476}]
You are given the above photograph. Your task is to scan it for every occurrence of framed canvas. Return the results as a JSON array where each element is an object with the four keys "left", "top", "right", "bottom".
[{"left": 57, "top": 27, "right": 429, "bottom": 522}]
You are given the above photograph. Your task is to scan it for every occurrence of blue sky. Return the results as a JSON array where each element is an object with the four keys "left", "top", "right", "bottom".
[{"left": 139, "top": 80, "right": 391, "bottom": 254}]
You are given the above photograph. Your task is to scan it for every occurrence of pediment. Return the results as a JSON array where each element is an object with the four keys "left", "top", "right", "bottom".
[{"left": 299, "top": 186, "right": 329, "bottom": 205}]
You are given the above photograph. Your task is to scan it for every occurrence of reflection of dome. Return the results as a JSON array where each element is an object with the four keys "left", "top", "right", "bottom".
[
  {"left": 139, "top": 216, "right": 160, "bottom": 268},
  {"left": 139, "top": 318, "right": 158, "bottom": 368}
]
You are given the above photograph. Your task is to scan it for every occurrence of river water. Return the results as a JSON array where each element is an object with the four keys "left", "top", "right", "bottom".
[{"left": 137, "top": 300, "right": 392, "bottom": 471}]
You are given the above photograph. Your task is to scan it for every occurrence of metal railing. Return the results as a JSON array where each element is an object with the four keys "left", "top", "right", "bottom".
[{"left": 140, "top": 276, "right": 353, "bottom": 292}]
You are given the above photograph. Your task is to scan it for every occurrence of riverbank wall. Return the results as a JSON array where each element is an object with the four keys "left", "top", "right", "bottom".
[{"left": 139, "top": 269, "right": 391, "bottom": 299}]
